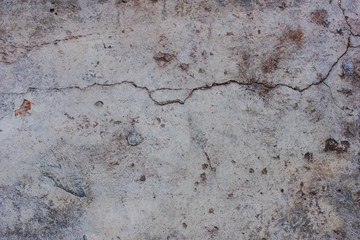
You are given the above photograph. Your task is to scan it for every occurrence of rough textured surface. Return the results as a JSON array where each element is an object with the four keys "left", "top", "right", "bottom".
[{"left": 0, "top": 0, "right": 359, "bottom": 239}]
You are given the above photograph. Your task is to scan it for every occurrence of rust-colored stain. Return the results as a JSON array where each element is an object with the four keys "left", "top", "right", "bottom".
[
  {"left": 288, "top": 28, "right": 304, "bottom": 46},
  {"left": 15, "top": 99, "right": 32, "bottom": 117},
  {"left": 262, "top": 54, "right": 280, "bottom": 73}
]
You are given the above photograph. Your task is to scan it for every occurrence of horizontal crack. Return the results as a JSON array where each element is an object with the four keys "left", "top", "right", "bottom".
[
  {"left": 0, "top": 35, "right": 349, "bottom": 105},
  {"left": 0, "top": 14, "right": 351, "bottom": 106}
]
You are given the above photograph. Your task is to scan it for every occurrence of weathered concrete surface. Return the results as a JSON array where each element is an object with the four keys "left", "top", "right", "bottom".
[{"left": 0, "top": 0, "right": 359, "bottom": 239}]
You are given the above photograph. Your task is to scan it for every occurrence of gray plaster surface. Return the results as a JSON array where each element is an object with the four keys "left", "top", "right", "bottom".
[{"left": 0, "top": 0, "right": 359, "bottom": 239}]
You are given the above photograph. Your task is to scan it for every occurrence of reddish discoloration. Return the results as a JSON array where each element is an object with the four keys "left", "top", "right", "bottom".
[
  {"left": 262, "top": 54, "right": 280, "bottom": 73},
  {"left": 288, "top": 28, "right": 304, "bottom": 46},
  {"left": 15, "top": 99, "right": 33, "bottom": 117},
  {"left": 311, "top": 10, "right": 328, "bottom": 26}
]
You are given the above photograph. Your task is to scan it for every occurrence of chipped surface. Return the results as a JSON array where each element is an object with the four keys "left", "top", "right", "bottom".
[{"left": 0, "top": 0, "right": 360, "bottom": 239}]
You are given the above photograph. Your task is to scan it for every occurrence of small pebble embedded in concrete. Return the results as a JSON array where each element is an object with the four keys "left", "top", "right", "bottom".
[{"left": 127, "top": 130, "right": 142, "bottom": 146}]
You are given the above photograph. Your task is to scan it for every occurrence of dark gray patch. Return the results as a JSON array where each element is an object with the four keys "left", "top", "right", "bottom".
[
  {"left": 126, "top": 130, "right": 143, "bottom": 146},
  {"left": 0, "top": 95, "right": 15, "bottom": 120},
  {"left": 342, "top": 59, "right": 353, "bottom": 76},
  {"left": 0, "top": 184, "right": 86, "bottom": 239}
]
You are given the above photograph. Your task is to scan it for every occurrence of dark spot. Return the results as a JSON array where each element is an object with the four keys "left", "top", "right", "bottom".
[
  {"left": 179, "top": 63, "right": 189, "bottom": 72},
  {"left": 202, "top": 164, "right": 208, "bottom": 169},
  {"left": 200, "top": 173, "right": 206, "bottom": 182},
  {"left": 64, "top": 112, "right": 74, "bottom": 120},
  {"left": 94, "top": 101, "right": 104, "bottom": 107},
  {"left": 201, "top": 50, "right": 207, "bottom": 60},
  {"left": 182, "top": 222, "right": 187, "bottom": 228},
  {"left": 83, "top": 235, "right": 88, "bottom": 240},
  {"left": 337, "top": 88, "right": 352, "bottom": 96},
  {"left": 194, "top": 181, "right": 199, "bottom": 186},
  {"left": 130, "top": 163, "right": 135, "bottom": 167},
  {"left": 309, "top": 191, "right": 317, "bottom": 196},
  {"left": 280, "top": 188, "right": 284, "bottom": 193},
  {"left": 287, "top": 27, "right": 303, "bottom": 46},
  {"left": 258, "top": 29, "right": 261, "bottom": 34},
  {"left": 337, "top": 29, "right": 343, "bottom": 35},
  {"left": 228, "top": 193, "right": 233, "bottom": 198},
  {"left": 249, "top": 168, "right": 254, "bottom": 173},
  {"left": 226, "top": 32, "right": 234, "bottom": 36},
  {"left": 153, "top": 52, "right": 175, "bottom": 68},
  {"left": 50, "top": 8, "right": 55, "bottom": 13},
  {"left": 324, "top": 138, "right": 338, "bottom": 152},
  {"left": 336, "top": 141, "right": 350, "bottom": 153},
  {"left": 209, "top": 208, "right": 214, "bottom": 213},
  {"left": 204, "top": 6, "right": 212, "bottom": 12},
  {"left": 333, "top": 230, "right": 346, "bottom": 238},
  {"left": 160, "top": 124, "right": 165, "bottom": 128},
  {"left": 261, "top": 168, "right": 267, "bottom": 175},
  {"left": 126, "top": 131, "right": 143, "bottom": 146},
  {"left": 304, "top": 152, "right": 313, "bottom": 162},
  {"left": 139, "top": 175, "right": 146, "bottom": 181},
  {"left": 207, "top": 226, "right": 219, "bottom": 236},
  {"left": 198, "top": 68, "right": 205, "bottom": 73},
  {"left": 278, "top": 2, "right": 286, "bottom": 9},
  {"left": 150, "top": 0, "right": 158, "bottom": 2},
  {"left": 311, "top": 9, "right": 328, "bottom": 26}
]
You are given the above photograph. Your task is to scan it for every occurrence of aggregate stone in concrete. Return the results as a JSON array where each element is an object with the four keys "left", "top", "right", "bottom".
[{"left": 0, "top": 0, "right": 360, "bottom": 239}]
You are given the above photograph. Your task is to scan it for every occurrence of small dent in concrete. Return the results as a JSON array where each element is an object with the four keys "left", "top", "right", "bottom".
[{"left": 94, "top": 101, "right": 104, "bottom": 107}]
